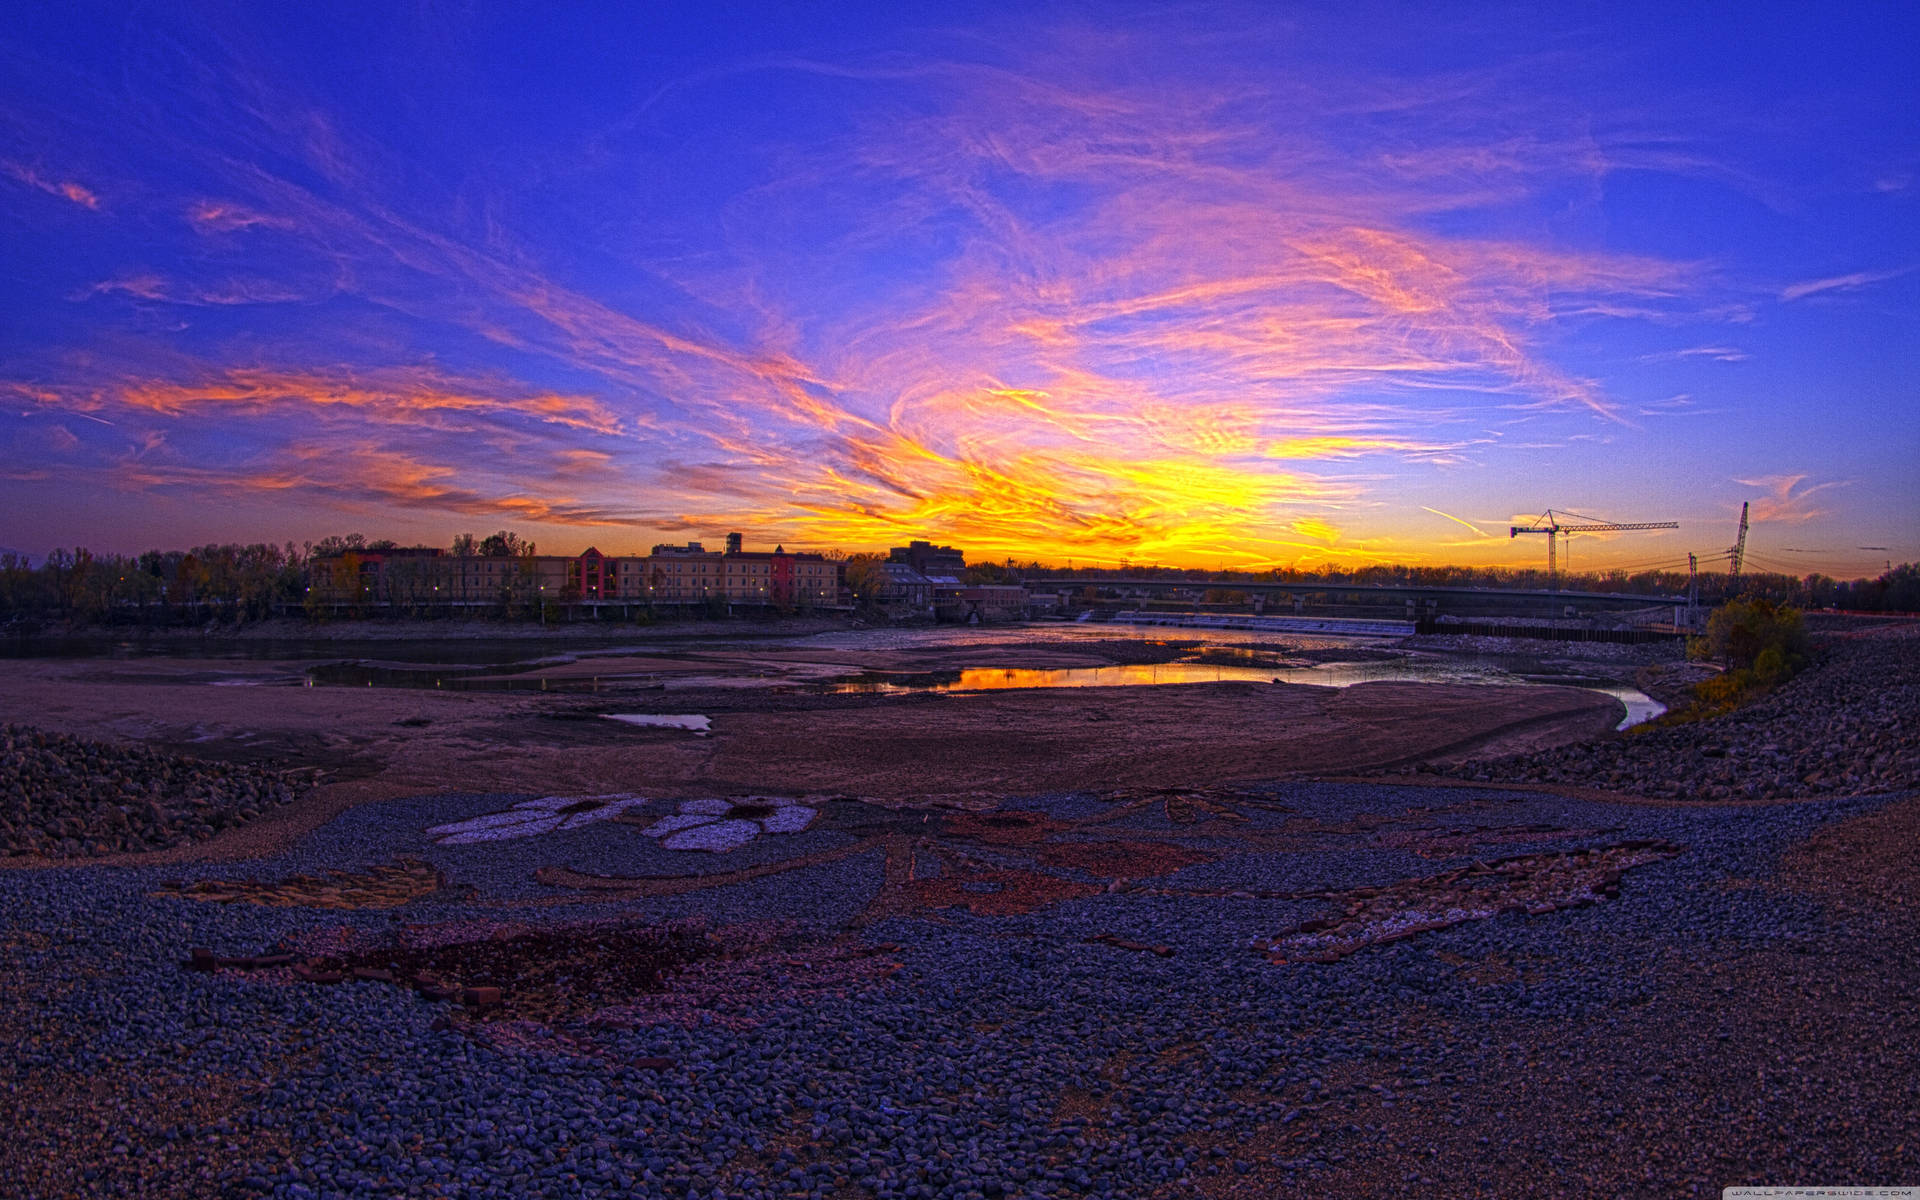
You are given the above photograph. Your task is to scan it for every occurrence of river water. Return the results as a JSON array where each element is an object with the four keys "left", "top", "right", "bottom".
[
  {"left": 828, "top": 660, "right": 1663, "bottom": 729},
  {"left": 4, "top": 621, "right": 1666, "bottom": 729},
  {"left": 803, "top": 626, "right": 1664, "bottom": 729}
]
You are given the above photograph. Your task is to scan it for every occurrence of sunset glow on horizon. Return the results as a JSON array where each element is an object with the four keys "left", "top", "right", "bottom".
[{"left": 2, "top": 3, "right": 1915, "bottom": 578}]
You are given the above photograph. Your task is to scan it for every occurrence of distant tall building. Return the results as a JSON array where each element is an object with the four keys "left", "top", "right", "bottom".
[{"left": 889, "top": 539, "right": 965, "bottom": 577}]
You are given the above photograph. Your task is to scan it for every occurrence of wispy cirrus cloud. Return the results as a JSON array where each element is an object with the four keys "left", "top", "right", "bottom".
[
  {"left": 1, "top": 159, "right": 98, "bottom": 209},
  {"left": 1, "top": 10, "right": 1784, "bottom": 566},
  {"left": 1639, "top": 345, "right": 1748, "bottom": 363},
  {"left": 1780, "top": 265, "right": 1917, "bottom": 302},
  {"left": 27, "top": 365, "right": 624, "bottom": 437},
  {"left": 784, "top": 59, "right": 1697, "bottom": 434},
  {"left": 114, "top": 441, "right": 651, "bottom": 528},
  {"left": 1635, "top": 393, "right": 1722, "bottom": 418},
  {"left": 1736, "top": 474, "right": 1847, "bottom": 524},
  {"left": 186, "top": 199, "right": 295, "bottom": 233},
  {"left": 74, "top": 273, "right": 325, "bottom": 306},
  {"left": 73, "top": 274, "right": 173, "bottom": 303},
  {"left": 1266, "top": 436, "right": 1479, "bottom": 465}
]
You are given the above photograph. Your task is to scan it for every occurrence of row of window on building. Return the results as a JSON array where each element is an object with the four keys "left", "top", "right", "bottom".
[{"left": 311, "top": 534, "right": 841, "bottom": 607}]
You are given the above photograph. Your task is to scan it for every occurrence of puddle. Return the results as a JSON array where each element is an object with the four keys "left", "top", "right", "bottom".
[{"left": 602, "top": 713, "right": 712, "bottom": 734}]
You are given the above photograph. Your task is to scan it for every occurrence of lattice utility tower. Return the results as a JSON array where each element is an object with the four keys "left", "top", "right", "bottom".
[{"left": 1510, "top": 510, "right": 1680, "bottom": 591}]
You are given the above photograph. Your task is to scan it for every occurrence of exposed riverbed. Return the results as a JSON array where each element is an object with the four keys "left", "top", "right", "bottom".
[{"left": 273, "top": 624, "right": 1666, "bottom": 729}]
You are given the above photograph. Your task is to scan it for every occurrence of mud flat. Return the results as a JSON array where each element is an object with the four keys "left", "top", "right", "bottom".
[{"left": 0, "top": 640, "right": 1618, "bottom": 864}]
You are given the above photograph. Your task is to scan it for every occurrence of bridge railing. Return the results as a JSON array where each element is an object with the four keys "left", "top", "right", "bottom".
[{"left": 1414, "top": 618, "right": 1684, "bottom": 644}]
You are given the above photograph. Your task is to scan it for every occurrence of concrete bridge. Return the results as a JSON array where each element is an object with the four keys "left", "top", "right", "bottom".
[{"left": 1044, "top": 575, "right": 1688, "bottom": 623}]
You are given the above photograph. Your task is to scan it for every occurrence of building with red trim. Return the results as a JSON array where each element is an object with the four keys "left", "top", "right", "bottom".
[{"left": 308, "top": 534, "right": 843, "bottom": 612}]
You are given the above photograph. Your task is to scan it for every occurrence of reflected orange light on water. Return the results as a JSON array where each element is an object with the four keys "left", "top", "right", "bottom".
[{"left": 839, "top": 664, "right": 1275, "bottom": 693}]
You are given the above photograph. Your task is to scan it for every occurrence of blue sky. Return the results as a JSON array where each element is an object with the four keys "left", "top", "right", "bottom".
[{"left": 2, "top": 1, "right": 1914, "bottom": 576}]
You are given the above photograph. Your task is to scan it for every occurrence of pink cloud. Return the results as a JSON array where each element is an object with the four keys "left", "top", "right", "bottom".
[
  {"left": 2, "top": 160, "right": 99, "bottom": 209},
  {"left": 188, "top": 200, "right": 296, "bottom": 233},
  {"left": 1734, "top": 474, "right": 1847, "bottom": 524}
]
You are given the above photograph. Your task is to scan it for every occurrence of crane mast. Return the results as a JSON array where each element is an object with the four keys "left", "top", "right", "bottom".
[
  {"left": 1687, "top": 553, "right": 1700, "bottom": 631},
  {"left": 1728, "top": 501, "right": 1750, "bottom": 581},
  {"left": 1509, "top": 510, "right": 1681, "bottom": 591}
]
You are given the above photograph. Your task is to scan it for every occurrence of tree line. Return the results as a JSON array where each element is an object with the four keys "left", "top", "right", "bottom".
[
  {"left": 0, "top": 531, "right": 539, "bottom": 626},
  {"left": 0, "top": 543, "right": 309, "bottom": 625},
  {"left": 2, "top": 534, "right": 1915, "bottom": 626},
  {"left": 1005, "top": 559, "right": 1920, "bottom": 612}
]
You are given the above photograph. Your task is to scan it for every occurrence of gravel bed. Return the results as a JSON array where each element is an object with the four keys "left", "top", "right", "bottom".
[
  {"left": 1411, "top": 627, "right": 1920, "bottom": 799},
  {"left": 2, "top": 724, "right": 305, "bottom": 859},
  {"left": 5, "top": 772, "right": 1916, "bottom": 1198}
]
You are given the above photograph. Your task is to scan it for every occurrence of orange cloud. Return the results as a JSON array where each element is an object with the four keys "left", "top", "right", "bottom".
[
  {"left": 113, "top": 367, "right": 622, "bottom": 435},
  {"left": 114, "top": 440, "right": 646, "bottom": 530}
]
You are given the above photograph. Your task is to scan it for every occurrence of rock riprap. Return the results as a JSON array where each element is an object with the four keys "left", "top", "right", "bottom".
[
  {"left": 0, "top": 723, "right": 304, "bottom": 858},
  {"left": 1414, "top": 627, "right": 1920, "bottom": 800}
]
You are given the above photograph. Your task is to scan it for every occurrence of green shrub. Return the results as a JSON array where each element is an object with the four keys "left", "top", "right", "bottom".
[
  {"left": 1679, "top": 599, "right": 1811, "bottom": 716},
  {"left": 1697, "top": 598, "right": 1808, "bottom": 674},
  {"left": 1693, "top": 670, "right": 1745, "bottom": 704},
  {"left": 1753, "top": 644, "right": 1789, "bottom": 686}
]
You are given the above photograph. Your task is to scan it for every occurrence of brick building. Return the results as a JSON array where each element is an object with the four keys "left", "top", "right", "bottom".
[
  {"left": 888, "top": 539, "right": 966, "bottom": 576},
  {"left": 308, "top": 534, "right": 842, "bottom": 613}
]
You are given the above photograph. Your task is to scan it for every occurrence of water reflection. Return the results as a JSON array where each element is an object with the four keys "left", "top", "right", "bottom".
[
  {"left": 830, "top": 659, "right": 1666, "bottom": 729},
  {"left": 301, "top": 649, "right": 1664, "bottom": 729},
  {"left": 832, "top": 663, "right": 1284, "bottom": 692}
]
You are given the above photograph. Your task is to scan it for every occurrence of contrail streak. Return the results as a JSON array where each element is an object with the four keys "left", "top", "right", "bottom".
[{"left": 1420, "top": 506, "right": 1490, "bottom": 537}]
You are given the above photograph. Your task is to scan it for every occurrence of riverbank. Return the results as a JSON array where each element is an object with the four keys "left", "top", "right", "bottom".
[{"left": 1404, "top": 624, "right": 1920, "bottom": 801}]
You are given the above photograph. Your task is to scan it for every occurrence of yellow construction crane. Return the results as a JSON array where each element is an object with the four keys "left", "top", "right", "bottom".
[{"left": 1510, "top": 509, "right": 1680, "bottom": 590}]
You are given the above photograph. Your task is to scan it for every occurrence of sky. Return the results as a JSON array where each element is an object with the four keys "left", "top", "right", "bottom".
[{"left": 1, "top": 2, "right": 1915, "bottom": 577}]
